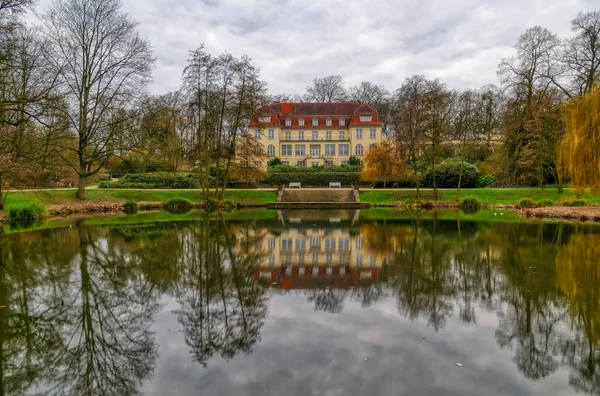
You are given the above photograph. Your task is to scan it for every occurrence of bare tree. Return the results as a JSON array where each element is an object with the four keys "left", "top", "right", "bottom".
[
  {"left": 182, "top": 45, "right": 265, "bottom": 200},
  {"left": 563, "top": 10, "right": 600, "bottom": 96},
  {"left": 348, "top": 81, "right": 394, "bottom": 134},
  {"left": 304, "top": 75, "right": 347, "bottom": 102},
  {"left": 42, "top": 0, "right": 154, "bottom": 199},
  {"left": 424, "top": 80, "right": 455, "bottom": 200},
  {"left": 498, "top": 26, "right": 561, "bottom": 111},
  {"left": 393, "top": 75, "right": 430, "bottom": 198},
  {"left": 498, "top": 27, "right": 564, "bottom": 185}
]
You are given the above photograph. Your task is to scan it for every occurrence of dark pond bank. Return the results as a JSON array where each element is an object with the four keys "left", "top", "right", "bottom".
[{"left": 0, "top": 209, "right": 599, "bottom": 395}]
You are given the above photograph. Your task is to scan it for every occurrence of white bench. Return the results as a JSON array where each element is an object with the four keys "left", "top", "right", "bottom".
[
  {"left": 329, "top": 182, "right": 341, "bottom": 188},
  {"left": 289, "top": 182, "right": 301, "bottom": 188}
]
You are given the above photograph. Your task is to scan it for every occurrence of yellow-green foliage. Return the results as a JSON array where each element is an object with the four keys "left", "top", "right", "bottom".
[{"left": 559, "top": 86, "right": 600, "bottom": 194}]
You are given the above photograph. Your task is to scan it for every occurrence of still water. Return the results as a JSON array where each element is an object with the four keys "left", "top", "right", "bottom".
[{"left": 0, "top": 209, "right": 599, "bottom": 396}]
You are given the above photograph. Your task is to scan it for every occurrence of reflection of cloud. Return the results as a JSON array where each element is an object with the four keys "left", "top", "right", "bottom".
[{"left": 143, "top": 293, "right": 570, "bottom": 396}]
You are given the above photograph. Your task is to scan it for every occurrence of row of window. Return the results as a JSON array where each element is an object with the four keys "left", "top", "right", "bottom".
[
  {"left": 280, "top": 237, "right": 359, "bottom": 251},
  {"left": 265, "top": 254, "right": 378, "bottom": 268},
  {"left": 255, "top": 129, "right": 377, "bottom": 140},
  {"left": 260, "top": 115, "right": 374, "bottom": 127},
  {"left": 270, "top": 143, "right": 372, "bottom": 157}
]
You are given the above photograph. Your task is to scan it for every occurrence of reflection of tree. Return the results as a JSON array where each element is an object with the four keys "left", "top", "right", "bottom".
[
  {"left": 351, "top": 284, "right": 385, "bottom": 308},
  {"left": 388, "top": 216, "right": 457, "bottom": 331},
  {"left": 494, "top": 223, "right": 566, "bottom": 381},
  {"left": 48, "top": 223, "right": 159, "bottom": 395},
  {"left": 556, "top": 232, "right": 600, "bottom": 395},
  {"left": 0, "top": 228, "right": 77, "bottom": 396},
  {"left": 307, "top": 287, "right": 347, "bottom": 314},
  {"left": 174, "top": 219, "right": 267, "bottom": 367}
]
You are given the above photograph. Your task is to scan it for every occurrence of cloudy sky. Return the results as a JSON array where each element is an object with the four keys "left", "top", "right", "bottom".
[{"left": 29, "top": 0, "right": 598, "bottom": 96}]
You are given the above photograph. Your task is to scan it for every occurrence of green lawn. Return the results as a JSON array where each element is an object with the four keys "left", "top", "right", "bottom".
[
  {"left": 359, "top": 188, "right": 600, "bottom": 205},
  {"left": 3, "top": 189, "right": 278, "bottom": 209}
]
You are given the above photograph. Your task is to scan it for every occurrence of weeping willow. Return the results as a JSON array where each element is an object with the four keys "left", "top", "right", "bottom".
[{"left": 558, "top": 86, "right": 600, "bottom": 194}]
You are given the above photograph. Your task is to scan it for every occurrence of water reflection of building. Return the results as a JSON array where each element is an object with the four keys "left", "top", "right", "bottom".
[{"left": 236, "top": 211, "right": 386, "bottom": 289}]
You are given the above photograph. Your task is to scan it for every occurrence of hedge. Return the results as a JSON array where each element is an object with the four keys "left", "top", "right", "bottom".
[
  {"left": 100, "top": 173, "right": 200, "bottom": 189},
  {"left": 268, "top": 165, "right": 360, "bottom": 173},
  {"left": 422, "top": 160, "right": 479, "bottom": 188},
  {"left": 265, "top": 172, "right": 361, "bottom": 186}
]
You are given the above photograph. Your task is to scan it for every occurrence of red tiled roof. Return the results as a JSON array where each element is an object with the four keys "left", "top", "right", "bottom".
[{"left": 250, "top": 102, "right": 382, "bottom": 127}]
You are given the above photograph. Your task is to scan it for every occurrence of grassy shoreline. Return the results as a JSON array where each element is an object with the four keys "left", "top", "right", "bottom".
[
  {"left": 2, "top": 187, "right": 599, "bottom": 224},
  {"left": 359, "top": 188, "right": 600, "bottom": 206}
]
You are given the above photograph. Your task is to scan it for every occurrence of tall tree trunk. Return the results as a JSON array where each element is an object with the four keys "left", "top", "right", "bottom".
[{"left": 77, "top": 162, "right": 87, "bottom": 201}]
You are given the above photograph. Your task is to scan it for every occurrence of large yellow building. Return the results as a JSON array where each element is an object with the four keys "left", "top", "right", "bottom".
[{"left": 249, "top": 102, "right": 384, "bottom": 169}]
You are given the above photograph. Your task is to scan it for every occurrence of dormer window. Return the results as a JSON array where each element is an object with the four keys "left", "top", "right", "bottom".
[
  {"left": 312, "top": 118, "right": 319, "bottom": 126},
  {"left": 259, "top": 116, "right": 271, "bottom": 123},
  {"left": 285, "top": 117, "right": 292, "bottom": 126},
  {"left": 299, "top": 118, "right": 305, "bottom": 126},
  {"left": 339, "top": 117, "right": 345, "bottom": 126},
  {"left": 326, "top": 117, "right": 332, "bottom": 126},
  {"left": 360, "top": 115, "right": 373, "bottom": 122}
]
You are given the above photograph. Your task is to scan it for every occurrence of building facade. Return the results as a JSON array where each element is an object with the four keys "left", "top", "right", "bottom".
[{"left": 249, "top": 102, "right": 383, "bottom": 169}]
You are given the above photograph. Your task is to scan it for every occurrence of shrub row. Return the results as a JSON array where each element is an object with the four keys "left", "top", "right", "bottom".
[
  {"left": 265, "top": 172, "right": 361, "bottom": 187},
  {"left": 422, "top": 160, "right": 479, "bottom": 188},
  {"left": 100, "top": 173, "right": 200, "bottom": 189},
  {"left": 268, "top": 164, "right": 360, "bottom": 173}
]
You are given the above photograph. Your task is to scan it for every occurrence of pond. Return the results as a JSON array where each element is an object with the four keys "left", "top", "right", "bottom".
[{"left": 0, "top": 209, "right": 599, "bottom": 395}]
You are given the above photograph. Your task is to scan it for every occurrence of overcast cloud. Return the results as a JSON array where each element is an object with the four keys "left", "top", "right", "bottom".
[{"left": 30, "top": 0, "right": 599, "bottom": 96}]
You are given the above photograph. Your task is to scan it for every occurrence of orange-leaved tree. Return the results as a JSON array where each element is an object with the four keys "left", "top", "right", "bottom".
[
  {"left": 360, "top": 142, "right": 407, "bottom": 188},
  {"left": 558, "top": 85, "right": 600, "bottom": 195}
]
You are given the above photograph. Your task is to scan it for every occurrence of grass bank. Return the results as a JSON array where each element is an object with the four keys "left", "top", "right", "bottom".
[
  {"left": 359, "top": 188, "right": 600, "bottom": 206},
  {"left": 3, "top": 189, "right": 278, "bottom": 209}
]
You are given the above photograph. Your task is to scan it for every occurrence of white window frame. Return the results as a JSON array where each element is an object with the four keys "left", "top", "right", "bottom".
[
  {"left": 295, "top": 238, "right": 306, "bottom": 251},
  {"left": 326, "top": 117, "right": 332, "bottom": 126},
  {"left": 259, "top": 116, "right": 271, "bottom": 123},
  {"left": 295, "top": 144, "right": 306, "bottom": 156},
  {"left": 268, "top": 129, "right": 274, "bottom": 139},
  {"left": 356, "top": 128, "right": 363, "bottom": 139},
  {"left": 310, "top": 145, "right": 320, "bottom": 158},
  {"left": 325, "top": 160, "right": 334, "bottom": 167},
  {"left": 312, "top": 118, "right": 319, "bottom": 126},
  {"left": 356, "top": 255, "right": 363, "bottom": 267},
  {"left": 339, "top": 131, "right": 345, "bottom": 140},
  {"left": 312, "top": 131, "right": 318, "bottom": 140},
  {"left": 326, "top": 131, "right": 332, "bottom": 140},
  {"left": 339, "top": 144, "right": 349, "bottom": 156},
  {"left": 339, "top": 117, "right": 345, "bottom": 126},
  {"left": 370, "top": 128, "right": 377, "bottom": 139},
  {"left": 325, "top": 144, "right": 335, "bottom": 156},
  {"left": 282, "top": 144, "right": 292, "bottom": 156},
  {"left": 299, "top": 118, "right": 305, "bottom": 126},
  {"left": 299, "top": 131, "right": 304, "bottom": 140},
  {"left": 268, "top": 145, "right": 275, "bottom": 156},
  {"left": 255, "top": 144, "right": 262, "bottom": 154},
  {"left": 325, "top": 238, "right": 336, "bottom": 250},
  {"left": 356, "top": 144, "right": 363, "bottom": 156},
  {"left": 296, "top": 160, "right": 305, "bottom": 167},
  {"left": 285, "top": 131, "right": 291, "bottom": 140},
  {"left": 285, "top": 117, "right": 292, "bottom": 126},
  {"left": 255, "top": 129, "right": 261, "bottom": 139},
  {"left": 360, "top": 115, "right": 372, "bottom": 122}
]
